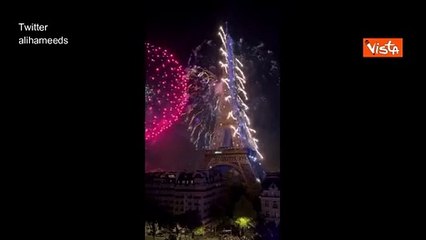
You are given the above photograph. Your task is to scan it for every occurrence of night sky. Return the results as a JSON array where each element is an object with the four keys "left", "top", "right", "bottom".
[{"left": 144, "top": 1, "right": 281, "bottom": 172}]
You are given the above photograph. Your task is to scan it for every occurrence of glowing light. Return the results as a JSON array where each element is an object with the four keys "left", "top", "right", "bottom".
[
  {"left": 194, "top": 226, "right": 205, "bottom": 236},
  {"left": 236, "top": 58, "right": 244, "bottom": 67},
  {"left": 219, "top": 48, "right": 228, "bottom": 57},
  {"left": 235, "top": 217, "right": 251, "bottom": 229},
  {"left": 227, "top": 111, "right": 237, "bottom": 120}
]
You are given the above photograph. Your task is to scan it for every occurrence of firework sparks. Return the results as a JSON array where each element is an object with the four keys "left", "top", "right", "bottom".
[
  {"left": 145, "top": 42, "right": 188, "bottom": 142},
  {"left": 185, "top": 66, "right": 219, "bottom": 149},
  {"left": 185, "top": 24, "right": 279, "bottom": 173},
  {"left": 215, "top": 24, "right": 263, "bottom": 160}
]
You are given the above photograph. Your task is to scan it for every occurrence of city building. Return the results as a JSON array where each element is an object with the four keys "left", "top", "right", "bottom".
[
  {"left": 259, "top": 172, "right": 280, "bottom": 225},
  {"left": 145, "top": 169, "right": 225, "bottom": 224}
]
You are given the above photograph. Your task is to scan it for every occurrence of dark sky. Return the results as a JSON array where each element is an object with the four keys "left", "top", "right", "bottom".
[{"left": 144, "top": 1, "right": 282, "bottom": 172}]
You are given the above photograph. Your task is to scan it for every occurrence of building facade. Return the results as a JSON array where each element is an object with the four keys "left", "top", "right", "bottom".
[
  {"left": 259, "top": 172, "right": 280, "bottom": 225},
  {"left": 145, "top": 169, "right": 225, "bottom": 224}
]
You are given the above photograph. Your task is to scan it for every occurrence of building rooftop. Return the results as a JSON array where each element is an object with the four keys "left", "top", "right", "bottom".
[
  {"left": 261, "top": 172, "right": 281, "bottom": 190},
  {"left": 145, "top": 169, "right": 223, "bottom": 185}
]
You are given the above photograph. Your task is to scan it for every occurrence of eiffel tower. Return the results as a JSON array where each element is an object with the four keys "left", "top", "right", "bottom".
[
  {"left": 204, "top": 90, "right": 260, "bottom": 186},
  {"left": 204, "top": 147, "right": 259, "bottom": 187},
  {"left": 203, "top": 24, "right": 264, "bottom": 187}
]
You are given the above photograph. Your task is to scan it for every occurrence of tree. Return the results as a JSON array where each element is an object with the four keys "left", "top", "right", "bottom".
[
  {"left": 233, "top": 195, "right": 257, "bottom": 237},
  {"left": 210, "top": 200, "right": 231, "bottom": 233},
  {"left": 179, "top": 210, "right": 202, "bottom": 239},
  {"left": 223, "top": 184, "right": 245, "bottom": 217},
  {"left": 145, "top": 197, "right": 172, "bottom": 239},
  {"left": 161, "top": 212, "right": 179, "bottom": 236},
  {"left": 255, "top": 216, "right": 267, "bottom": 239},
  {"left": 172, "top": 214, "right": 183, "bottom": 239},
  {"left": 145, "top": 198, "right": 159, "bottom": 239},
  {"left": 233, "top": 195, "right": 257, "bottom": 220}
]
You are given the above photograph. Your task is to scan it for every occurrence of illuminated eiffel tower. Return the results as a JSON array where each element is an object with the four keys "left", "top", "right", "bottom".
[
  {"left": 204, "top": 147, "right": 259, "bottom": 187},
  {"left": 204, "top": 24, "right": 264, "bottom": 187}
]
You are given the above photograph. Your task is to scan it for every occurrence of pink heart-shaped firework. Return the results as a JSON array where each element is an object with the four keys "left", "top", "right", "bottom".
[{"left": 145, "top": 43, "right": 188, "bottom": 142}]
